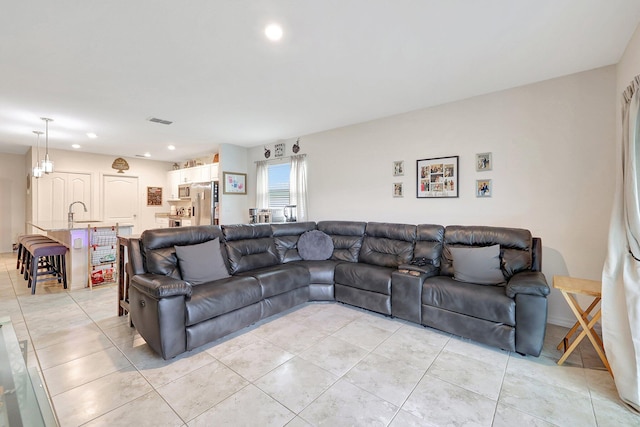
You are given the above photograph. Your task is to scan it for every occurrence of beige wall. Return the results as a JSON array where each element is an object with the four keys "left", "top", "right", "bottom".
[
  {"left": 219, "top": 143, "right": 250, "bottom": 225},
  {"left": 248, "top": 66, "right": 617, "bottom": 326},
  {"left": 0, "top": 153, "right": 27, "bottom": 251}
]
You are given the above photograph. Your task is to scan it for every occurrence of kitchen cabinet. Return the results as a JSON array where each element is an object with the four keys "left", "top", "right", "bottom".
[
  {"left": 155, "top": 217, "right": 169, "bottom": 228},
  {"left": 167, "top": 164, "right": 220, "bottom": 199},
  {"left": 35, "top": 172, "right": 92, "bottom": 222},
  {"left": 167, "top": 170, "right": 181, "bottom": 200},
  {"left": 180, "top": 167, "right": 196, "bottom": 184},
  {"left": 210, "top": 163, "right": 219, "bottom": 180}
]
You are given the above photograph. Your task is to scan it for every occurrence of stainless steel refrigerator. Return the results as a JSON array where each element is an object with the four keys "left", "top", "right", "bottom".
[{"left": 190, "top": 181, "right": 219, "bottom": 225}]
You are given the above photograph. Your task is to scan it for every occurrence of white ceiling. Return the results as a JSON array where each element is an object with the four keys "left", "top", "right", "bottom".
[{"left": 1, "top": 1, "right": 639, "bottom": 162}]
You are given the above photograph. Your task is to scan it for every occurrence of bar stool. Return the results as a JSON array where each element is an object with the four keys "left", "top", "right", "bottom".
[
  {"left": 22, "top": 239, "right": 55, "bottom": 282},
  {"left": 16, "top": 234, "right": 54, "bottom": 272},
  {"left": 20, "top": 236, "right": 56, "bottom": 279},
  {"left": 25, "top": 241, "right": 68, "bottom": 294},
  {"left": 18, "top": 236, "right": 57, "bottom": 277}
]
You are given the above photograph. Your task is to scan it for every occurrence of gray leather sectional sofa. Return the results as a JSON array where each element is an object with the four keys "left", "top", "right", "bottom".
[{"left": 126, "top": 221, "right": 549, "bottom": 360}]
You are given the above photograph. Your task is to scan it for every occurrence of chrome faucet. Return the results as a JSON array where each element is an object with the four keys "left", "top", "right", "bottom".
[{"left": 68, "top": 201, "right": 88, "bottom": 223}]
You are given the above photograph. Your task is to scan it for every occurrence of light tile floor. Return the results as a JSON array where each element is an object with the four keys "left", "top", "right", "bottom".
[{"left": 1, "top": 252, "right": 638, "bottom": 426}]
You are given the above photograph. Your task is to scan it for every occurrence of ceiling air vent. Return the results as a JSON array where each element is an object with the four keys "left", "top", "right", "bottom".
[{"left": 147, "top": 117, "right": 173, "bottom": 125}]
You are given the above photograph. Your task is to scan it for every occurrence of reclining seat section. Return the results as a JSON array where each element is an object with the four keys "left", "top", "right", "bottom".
[
  {"left": 420, "top": 225, "right": 549, "bottom": 356},
  {"left": 335, "top": 222, "right": 416, "bottom": 315},
  {"left": 223, "top": 224, "right": 310, "bottom": 319},
  {"left": 129, "top": 226, "right": 264, "bottom": 359}
]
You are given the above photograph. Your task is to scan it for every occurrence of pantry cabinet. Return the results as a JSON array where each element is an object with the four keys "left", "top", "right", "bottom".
[{"left": 34, "top": 172, "right": 92, "bottom": 222}]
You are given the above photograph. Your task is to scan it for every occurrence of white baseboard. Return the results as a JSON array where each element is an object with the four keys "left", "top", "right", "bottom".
[{"left": 547, "top": 315, "right": 576, "bottom": 328}]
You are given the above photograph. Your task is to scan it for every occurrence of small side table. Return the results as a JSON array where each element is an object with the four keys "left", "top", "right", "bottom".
[{"left": 553, "top": 275, "right": 612, "bottom": 376}]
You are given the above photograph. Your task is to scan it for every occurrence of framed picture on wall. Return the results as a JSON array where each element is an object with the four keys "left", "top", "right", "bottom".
[
  {"left": 476, "top": 179, "right": 492, "bottom": 197},
  {"left": 393, "top": 160, "right": 404, "bottom": 176},
  {"left": 476, "top": 152, "right": 492, "bottom": 171},
  {"left": 416, "top": 156, "right": 459, "bottom": 198},
  {"left": 223, "top": 171, "right": 247, "bottom": 195},
  {"left": 393, "top": 182, "right": 403, "bottom": 198},
  {"left": 147, "top": 186, "right": 163, "bottom": 206}
]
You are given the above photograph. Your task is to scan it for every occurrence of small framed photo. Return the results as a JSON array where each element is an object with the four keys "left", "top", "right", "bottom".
[
  {"left": 476, "top": 179, "right": 492, "bottom": 197},
  {"left": 393, "top": 160, "right": 404, "bottom": 176},
  {"left": 417, "top": 155, "right": 459, "bottom": 198},
  {"left": 223, "top": 171, "right": 247, "bottom": 195},
  {"left": 476, "top": 152, "right": 492, "bottom": 171},
  {"left": 393, "top": 182, "right": 403, "bottom": 198},
  {"left": 147, "top": 186, "right": 163, "bottom": 206}
]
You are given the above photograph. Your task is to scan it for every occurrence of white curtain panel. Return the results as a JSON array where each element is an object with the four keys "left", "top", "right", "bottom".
[
  {"left": 290, "top": 154, "right": 308, "bottom": 221},
  {"left": 255, "top": 160, "right": 269, "bottom": 209},
  {"left": 602, "top": 74, "right": 640, "bottom": 412}
]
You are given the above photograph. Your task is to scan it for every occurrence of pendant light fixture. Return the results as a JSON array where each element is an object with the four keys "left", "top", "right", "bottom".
[
  {"left": 41, "top": 117, "right": 54, "bottom": 174},
  {"left": 32, "top": 130, "right": 43, "bottom": 178}
]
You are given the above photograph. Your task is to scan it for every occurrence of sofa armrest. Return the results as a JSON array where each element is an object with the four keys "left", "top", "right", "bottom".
[
  {"left": 131, "top": 274, "right": 192, "bottom": 299},
  {"left": 505, "top": 271, "right": 550, "bottom": 298}
]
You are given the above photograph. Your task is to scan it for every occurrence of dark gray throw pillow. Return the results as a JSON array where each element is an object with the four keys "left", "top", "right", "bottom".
[
  {"left": 449, "top": 244, "right": 505, "bottom": 285},
  {"left": 174, "top": 237, "right": 230, "bottom": 285},
  {"left": 298, "top": 230, "right": 334, "bottom": 261}
]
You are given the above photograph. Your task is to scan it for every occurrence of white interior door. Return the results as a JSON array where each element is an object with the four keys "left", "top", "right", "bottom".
[{"left": 103, "top": 175, "right": 139, "bottom": 231}]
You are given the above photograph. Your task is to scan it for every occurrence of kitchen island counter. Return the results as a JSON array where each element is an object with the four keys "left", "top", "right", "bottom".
[
  {"left": 29, "top": 221, "right": 130, "bottom": 232},
  {"left": 28, "top": 221, "right": 133, "bottom": 289}
]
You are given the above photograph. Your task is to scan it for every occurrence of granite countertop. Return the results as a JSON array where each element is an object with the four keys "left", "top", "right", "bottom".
[{"left": 29, "top": 221, "right": 133, "bottom": 232}]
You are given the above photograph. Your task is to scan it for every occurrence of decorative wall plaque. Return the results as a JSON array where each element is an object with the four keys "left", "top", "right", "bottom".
[{"left": 112, "top": 157, "right": 130, "bottom": 173}]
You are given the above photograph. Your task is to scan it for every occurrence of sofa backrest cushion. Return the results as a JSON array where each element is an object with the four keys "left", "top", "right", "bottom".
[
  {"left": 441, "top": 225, "right": 532, "bottom": 279},
  {"left": 271, "top": 222, "right": 317, "bottom": 263},
  {"left": 359, "top": 222, "right": 416, "bottom": 268},
  {"left": 222, "top": 224, "right": 280, "bottom": 274},
  {"left": 317, "top": 221, "right": 366, "bottom": 263},
  {"left": 174, "top": 237, "right": 230, "bottom": 285},
  {"left": 141, "top": 225, "right": 226, "bottom": 279},
  {"left": 414, "top": 224, "right": 445, "bottom": 268}
]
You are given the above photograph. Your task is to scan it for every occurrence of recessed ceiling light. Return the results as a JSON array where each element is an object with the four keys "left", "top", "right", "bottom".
[
  {"left": 86, "top": 132, "right": 97, "bottom": 139},
  {"left": 144, "top": 152, "right": 151, "bottom": 157},
  {"left": 265, "top": 23, "right": 283, "bottom": 41},
  {"left": 168, "top": 145, "right": 175, "bottom": 150},
  {"left": 72, "top": 144, "right": 81, "bottom": 149}
]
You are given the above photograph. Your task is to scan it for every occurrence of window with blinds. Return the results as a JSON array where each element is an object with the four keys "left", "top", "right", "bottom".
[{"left": 268, "top": 162, "right": 290, "bottom": 209}]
